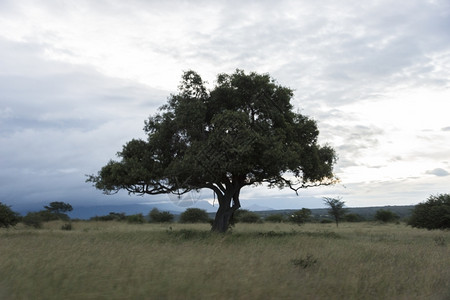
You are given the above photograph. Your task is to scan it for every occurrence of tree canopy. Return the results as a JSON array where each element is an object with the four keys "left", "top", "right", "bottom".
[
  {"left": 88, "top": 70, "right": 337, "bottom": 232},
  {"left": 408, "top": 194, "right": 450, "bottom": 230},
  {"left": 323, "top": 197, "right": 346, "bottom": 227},
  {"left": 0, "top": 202, "right": 20, "bottom": 228}
]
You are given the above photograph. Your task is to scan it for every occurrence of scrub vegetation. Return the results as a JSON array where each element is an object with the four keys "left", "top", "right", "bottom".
[{"left": 1, "top": 221, "right": 449, "bottom": 299}]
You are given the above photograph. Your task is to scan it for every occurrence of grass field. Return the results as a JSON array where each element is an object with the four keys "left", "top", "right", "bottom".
[{"left": 1, "top": 221, "right": 449, "bottom": 299}]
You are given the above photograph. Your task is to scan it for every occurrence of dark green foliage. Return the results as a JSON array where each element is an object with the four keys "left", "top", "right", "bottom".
[
  {"left": 291, "top": 254, "right": 318, "bottom": 269},
  {"left": 232, "top": 209, "right": 261, "bottom": 223},
  {"left": 22, "top": 212, "right": 43, "bottom": 228},
  {"left": 0, "top": 202, "right": 20, "bottom": 228},
  {"left": 126, "top": 213, "right": 145, "bottom": 224},
  {"left": 90, "top": 212, "right": 127, "bottom": 221},
  {"left": 61, "top": 223, "right": 72, "bottom": 230},
  {"left": 87, "top": 70, "right": 337, "bottom": 232},
  {"left": 374, "top": 209, "right": 399, "bottom": 223},
  {"left": 408, "top": 194, "right": 450, "bottom": 230},
  {"left": 149, "top": 208, "right": 174, "bottom": 223},
  {"left": 179, "top": 208, "right": 210, "bottom": 223},
  {"left": 323, "top": 197, "right": 346, "bottom": 227},
  {"left": 320, "top": 219, "right": 333, "bottom": 224},
  {"left": 344, "top": 213, "right": 365, "bottom": 222},
  {"left": 38, "top": 210, "right": 61, "bottom": 222},
  {"left": 43, "top": 202, "right": 73, "bottom": 221},
  {"left": 44, "top": 201, "right": 73, "bottom": 214},
  {"left": 289, "top": 208, "right": 312, "bottom": 225},
  {"left": 265, "top": 214, "right": 286, "bottom": 223},
  {"left": 433, "top": 236, "right": 446, "bottom": 246}
]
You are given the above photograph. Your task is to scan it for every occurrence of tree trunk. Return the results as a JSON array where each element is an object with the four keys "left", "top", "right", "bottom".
[
  {"left": 211, "top": 205, "right": 235, "bottom": 232},
  {"left": 211, "top": 188, "right": 241, "bottom": 233}
]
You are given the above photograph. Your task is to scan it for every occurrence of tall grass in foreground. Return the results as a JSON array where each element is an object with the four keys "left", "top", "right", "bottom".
[{"left": 1, "top": 222, "right": 449, "bottom": 299}]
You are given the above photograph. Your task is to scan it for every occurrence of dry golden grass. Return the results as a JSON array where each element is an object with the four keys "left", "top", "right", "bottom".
[{"left": 0, "top": 221, "right": 449, "bottom": 299}]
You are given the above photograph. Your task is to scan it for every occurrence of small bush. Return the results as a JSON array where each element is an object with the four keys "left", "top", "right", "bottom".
[
  {"left": 179, "top": 208, "right": 210, "bottom": 223},
  {"left": 22, "top": 212, "right": 43, "bottom": 228},
  {"left": 291, "top": 254, "right": 318, "bottom": 269},
  {"left": 0, "top": 202, "right": 20, "bottom": 228},
  {"left": 433, "top": 236, "right": 446, "bottom": 246},
  {"left": 374, "top": 209, "right": 399, "bottom": 223},
  {"left": 232, "top": 210, "right": 261, "bottom": 223},
  {"left": 149, "top": 208, "right": 174, "bottom": 223},
  {"left": 126, "top": 213, "right": 145, "bottom": 224},
  {"left": 61, "top": 223, "right": 72, "bottom": 230},
  {"left": 289, "top": 208, "right": 311, "bottom": 225},
  {"left": 408, "top": 194, "right": 450, "bottom": 230},
  {"left": 320, "top": 219, "right": 333, "bottom": 224},
  {"left": 344, "top": 213, "right": 365, "bottom": 222},
  {"left": 90, "top": 212, "right": 127, "bottom": 221},
  {"left": 37, "top": 210, "right": 61, "bottom": 222},
  {"left": 265, "top": 214, "right": 286, "bottom": 223}
]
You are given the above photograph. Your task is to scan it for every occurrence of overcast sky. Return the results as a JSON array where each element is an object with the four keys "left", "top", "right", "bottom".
[{"left": 1, "top": 0, "right": 449, "bottom": 212}]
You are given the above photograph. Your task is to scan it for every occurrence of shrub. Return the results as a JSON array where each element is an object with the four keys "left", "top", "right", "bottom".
[
  {"left": 374, "top": 209, "right": 399, "bottom": 223},
  {"left": 344, "top": 213, "right": 365, "bottom": 222},
  {"left": 231, "top": 209, "right": 261, "bottom": 223},
  {"left": 320, "top": 219, "right": 333, "bottom": 224},
  {"left": 239, "top": 211, "right": 261, "bottom": 223},
  {"left": 37, "top": 210, "right": 61, "bottom": 222},
  {"left": 61, "top": 223, "right": 72, "bottom": 230},
  {"left": 265, "top": 214, "right": 286, "bottom": 223},
  {"left": 149, "top": 208, "right": 174, "bottom": 223},
  {"left": 289, "top": 208, "right": 311, "bottom": 225},
  {"left": 126, "top": 213, "right": 145, "bottom": 224},
  {"left": 179, "top": 208, "right": 210, "bottom": 223},
  {"left": 408, "top": 194, "right": 450, "bottom": 230},
  {"left": 91, "top": 212, "right": 127, "bottom": 221},
  {"left": 0, "top": 202, "right": 20, "bottom": 228},
  {"left": 291, "top": 254, "right": 318, "bottom": 269},
  {"left": 22, "top": 212, "right": 43, "bottom": 228}
]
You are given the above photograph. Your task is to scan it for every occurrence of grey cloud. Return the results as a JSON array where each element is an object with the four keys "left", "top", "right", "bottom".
[
  {"left": 426, "top": 168, "right": 449, "bottom": 177},
  {"left": 0, "top": 38, "right": 168, "bottom": 207},
  {"left": 1, "top": 0, "right": 449, "bottom": 210}
]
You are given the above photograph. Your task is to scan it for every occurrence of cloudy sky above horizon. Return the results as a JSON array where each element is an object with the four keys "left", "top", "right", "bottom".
[{"left": 1, "top": 0, "right": 449, "bottom": 211}]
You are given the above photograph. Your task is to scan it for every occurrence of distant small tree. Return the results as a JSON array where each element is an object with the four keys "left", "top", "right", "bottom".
[
  {"left": 179, "top": 208, "right": 210, "bottom": 223},
  {"left": 289, "top": 208, "right": 312, "bottom": 225},
  {"left": 374, "top": 209, "right": 399, "bottom": 223},
  {"left": 408, "top": 194, "right": 450, "bottom": 230},
  {"left": 149, "top": 208, "right": 174, "bottom": 223},
  {"left": 44, "top": 202, "right": 73, "bottom": 220},
  {"left": 44, "top": 201, "right": 73, "bottom": 213},
  {"left": 323, "top": 197, "right": 346, "bottom": 227},
  {"left": 265, "top": 214, "right": 286, "bottom": 223},
  {"left": 0, "top": 202, "right": 20, "bottom": 228}
]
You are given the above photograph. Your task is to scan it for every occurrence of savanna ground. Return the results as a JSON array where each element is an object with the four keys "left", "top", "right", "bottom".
[{"left": 0, "top": 221, "right": 449, "bottom": 299}]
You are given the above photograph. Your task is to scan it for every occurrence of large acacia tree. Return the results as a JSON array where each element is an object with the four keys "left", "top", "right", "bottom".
[{"left": 88, "top": 70, "right": 337, "bottom": 232}]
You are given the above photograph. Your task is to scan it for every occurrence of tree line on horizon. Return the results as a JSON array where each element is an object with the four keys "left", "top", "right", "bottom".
[{"left": 1, "top": 194, "right": 449, "bottom": 230}]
